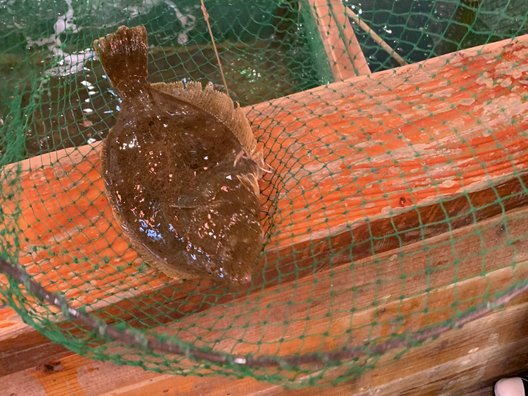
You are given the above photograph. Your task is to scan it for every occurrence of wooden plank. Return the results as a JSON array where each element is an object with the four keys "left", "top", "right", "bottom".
[
  {"left": 348, "top": 302, "right": 528, "bottom": 396},
  {"left": 0, "top": 329, "right": 70, "bottom": 377},
  {"left": 2, "top": 196, "right": 528, "bottom": 384},
  {"left": 1, "top": 34, "right": 526, "bottom": 297},
  {"left": 0, "top": 35, "right": 527, "bottom": 377},
  {"left": 124, "top": 204, "right": 528, "bottom": 362},
  {"left": 306, "top": 0, "right": 371, "bottom": 79},
  {"left": 2, "top": 289, "right": 528, "bottom": 395}
]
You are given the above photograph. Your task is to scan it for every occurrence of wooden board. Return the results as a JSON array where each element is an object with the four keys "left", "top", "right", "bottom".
[
  {"left": 2, "top": 256, "right": 528, "bottom": 395},
  {"left": 1, "top": 203, "right": 526, "bottom": 380},
  {"left": 306, "top": 0, "right": 371, "bottom": 78},
  {"left": 0, "top": 34, "right": 528, "bottom": 386},
  {"left": 95, "top": 203, "right": 527, "bottom": 384},
  {"left": 2, "top": 193, "right": 528, "bottom": 391}
]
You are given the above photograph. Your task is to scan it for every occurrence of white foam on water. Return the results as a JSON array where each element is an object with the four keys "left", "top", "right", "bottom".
[
  {"left": 24, "top": 0, "right": 198, "bottom": 77},
  {"left": 164, "top": 0, "right": 197, "bottom": 44},
  {"left": 25, "top": 0, "right": 94, "bottom": 77},
  {"left": 127, "top": 0, "right": 197, "bottom": 45}
]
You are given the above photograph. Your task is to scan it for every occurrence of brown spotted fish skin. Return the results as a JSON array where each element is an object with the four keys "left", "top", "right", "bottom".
[{"left": 93, "top": 26, "right": 262, "bottom": 285}]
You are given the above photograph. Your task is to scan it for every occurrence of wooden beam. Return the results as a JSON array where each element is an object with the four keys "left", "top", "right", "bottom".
[
  {"left": 2, "top": 284, "right": 528, "bottom": 395},
  {"left": 344, "top": 6, "right": 407, "bottom": 66},
  {"left": 2, "top": 194, "right": 528, "bottom": 380},
  {"left": 0, "top": 337, "right": 68, "bottom": 377},
  {"left": 306, "top": 0, "right": 370, "bottom": 79},
  {"left": 1, "top": 34, "right": 526, "bottom": 306},
  {"left": 0, "top": 34, "right": 527, "bottom": 382},
  {"left": 110, "top": 204, "right": 528, "bottom": 363}
]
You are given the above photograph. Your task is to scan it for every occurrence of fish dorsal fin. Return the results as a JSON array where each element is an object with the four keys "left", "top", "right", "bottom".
[{"left": 151, "top": 81, "right": 256, "bottom": 154}]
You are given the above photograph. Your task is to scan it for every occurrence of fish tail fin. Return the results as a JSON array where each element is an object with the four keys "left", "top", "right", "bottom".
[{"left": 93, "top": 25, "right": 149, "bottom": 99}]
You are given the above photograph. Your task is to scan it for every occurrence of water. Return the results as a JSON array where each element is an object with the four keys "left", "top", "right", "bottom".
[
  {"left": 0, "top": 0, "right": 526, "bottom": 159},
  {"left": 0, "top": 0, "right": 320, "bottom": 158},
  {"left": 345, "top": 0, "right": 528, "bottom": 72}
]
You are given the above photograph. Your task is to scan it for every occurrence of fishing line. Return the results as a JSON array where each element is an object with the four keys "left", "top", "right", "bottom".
[{"left": 200, "top": 0, "right": 230, "bottom": 97}]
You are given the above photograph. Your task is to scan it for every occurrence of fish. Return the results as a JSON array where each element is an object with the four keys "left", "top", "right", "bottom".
[{"left": 93, "top": 25, "right": 264, "bottom": 286}]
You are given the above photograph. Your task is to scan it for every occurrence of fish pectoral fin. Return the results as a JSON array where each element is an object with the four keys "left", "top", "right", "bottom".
[
  {"left": 233, "top": 150, "right": 245, "bottom": 167},
  {"left": 237, "top": 173, "right": 260, "bottom": 196},
  {"left": 251, "top": 149, "right": 273, "bottom": 177}
]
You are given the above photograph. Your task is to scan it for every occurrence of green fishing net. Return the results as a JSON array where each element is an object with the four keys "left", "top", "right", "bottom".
[{"left": 1, "top": 0, "right": 528, "bottom": 386}]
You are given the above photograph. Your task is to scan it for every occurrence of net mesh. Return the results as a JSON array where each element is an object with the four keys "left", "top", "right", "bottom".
[{"left": 1, "top": 0, "right": 528, "bottom": 386}]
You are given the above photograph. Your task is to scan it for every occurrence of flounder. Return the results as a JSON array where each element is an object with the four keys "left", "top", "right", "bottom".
[{"left": 93, "top": 26, "right": 264, "bottom": 286}]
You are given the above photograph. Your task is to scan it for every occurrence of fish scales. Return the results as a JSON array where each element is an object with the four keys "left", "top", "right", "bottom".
[{"left": 93, "top": 25, "right": 263, "bottom": 285}]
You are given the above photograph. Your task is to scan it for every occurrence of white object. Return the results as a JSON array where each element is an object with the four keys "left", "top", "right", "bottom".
[{"left": 495, "top": 377, "right": 528, "bottom": 396}]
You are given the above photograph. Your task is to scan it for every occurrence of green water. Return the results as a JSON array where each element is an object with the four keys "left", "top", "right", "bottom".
[
  {"left": 346, "top": 0, "right": 528, "bottom": 72},
  {"left": 0, "top": 0, "right": 321, "bottom": 159},
  {"left": 1, "top": 0, "right": 527, "bottom": 160}
]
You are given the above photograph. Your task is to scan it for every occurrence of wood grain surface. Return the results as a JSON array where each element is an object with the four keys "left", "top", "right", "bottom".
[
  {"left": 306, "top": 0, "right": 371, "bottom": 78},
  {"left": 1, "top": 34, "right": 528, "bottom": 394}
]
